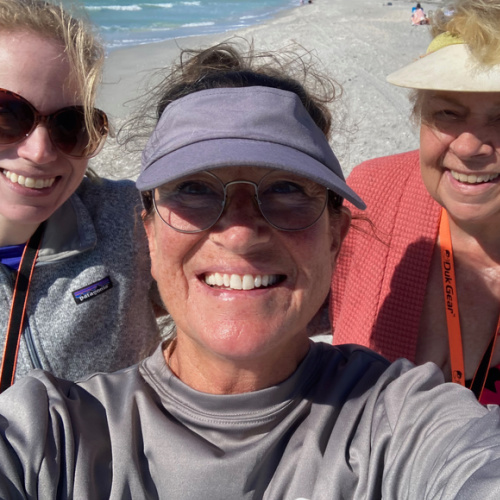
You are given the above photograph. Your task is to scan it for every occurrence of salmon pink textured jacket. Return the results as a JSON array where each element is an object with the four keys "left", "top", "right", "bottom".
[{"left": 331, "top": 150, "right": 441, "bottom": 362}]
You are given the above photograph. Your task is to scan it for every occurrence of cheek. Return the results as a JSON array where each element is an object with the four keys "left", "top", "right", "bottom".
[
  {"left": 144, "top": 218, "right": 201, "bottom": 302},
  {"left": 293, "top": 218, "right": 337, "bottom": 288},
  {"left": 419, "top": 123, "right": 452, "bottom": 164},
  {"left": 419, "top": 125, "right": 449, "bottom": 192},
  {"left": 66, "top": 159, "right": 88, "bottom": 188}
]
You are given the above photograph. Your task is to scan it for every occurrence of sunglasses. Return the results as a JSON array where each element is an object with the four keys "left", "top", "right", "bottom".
[
  {"left": 0, "top": 88, "right": 108, "bottom": 159},
  {"left": 152, "top": 170, "right": 328, "bottom": 233}
]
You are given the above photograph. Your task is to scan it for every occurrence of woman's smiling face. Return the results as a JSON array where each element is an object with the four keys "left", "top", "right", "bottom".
[
  {"left": 0, "top": 31, "right": 88, "bottom": 243},
  {"left": 419, "top": 91, "right": 500, "bottom": 226},
  {"left": 145, "top": 166, "right": 350, "bottom": 366}
]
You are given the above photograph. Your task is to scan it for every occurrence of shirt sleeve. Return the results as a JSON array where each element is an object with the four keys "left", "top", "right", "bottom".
[
  {"left": 372, "top": 360, "right": 500, "bottom": 499},
  {"left": 0, "top": 372, "right": 111, "bottom": 499},
  {"left": 0, "top": 374, "right": 65, "bottom": 498}
]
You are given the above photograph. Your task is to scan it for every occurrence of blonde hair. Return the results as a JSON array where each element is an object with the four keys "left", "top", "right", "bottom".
[
  {"left": 0, "top": 0, "right": 105, "bottom": 144},
  {"left": 409, "top": 0, "right": 500, "bottom": 121},
  {"left": 431, "top": 0, "right": 500, "bottom": 65}
]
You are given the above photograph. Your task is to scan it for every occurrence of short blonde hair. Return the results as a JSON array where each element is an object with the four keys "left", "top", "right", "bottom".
[
  {"left": 0, "top": 0, "right": 105, "bottom": 143},
  {"left": 410, "top": 0, "right": 500, "bottom": 122},
  {"left": 431, "top": 0, "right": 500, "bottom": 66}
]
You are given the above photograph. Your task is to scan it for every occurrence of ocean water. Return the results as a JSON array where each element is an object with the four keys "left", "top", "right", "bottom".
[{"left": 83, "top": 0, "right": 297, "bottom": 50}]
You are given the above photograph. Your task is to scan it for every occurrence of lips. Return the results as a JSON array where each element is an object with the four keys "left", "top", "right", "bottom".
[
  {"left": 450, "top": 170, "right": 500, "bottom": 184},
  {"left": 204, "top": 272, "right": 284, "bottom": 290},
  {"left": 2, "top": 169, "right": 56, "bottom": 189}
]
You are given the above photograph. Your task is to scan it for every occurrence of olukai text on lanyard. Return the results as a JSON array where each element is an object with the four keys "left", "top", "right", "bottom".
[{"left": 439, "top": 208, "right": 500, "bottom": 399}]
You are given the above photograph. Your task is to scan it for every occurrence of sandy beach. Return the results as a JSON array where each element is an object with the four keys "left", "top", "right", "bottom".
[{"left": 91, "top": 0, "right": 443, "bottom": 179}]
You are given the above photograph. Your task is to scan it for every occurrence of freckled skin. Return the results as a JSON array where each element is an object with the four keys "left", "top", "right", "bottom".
[{"left": 144, "top": 166, "right": 351, "bottom": 393}]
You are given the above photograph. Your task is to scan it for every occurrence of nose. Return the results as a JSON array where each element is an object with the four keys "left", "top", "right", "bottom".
[
  {"left": 16, "top": 124, "right": 58, "bottom": 165},
  {"left": 209, "top": 184, "right": 272, "bottom": 252},
  {"left": 449, "top": 128, "right": 496, "bottom": 160}
]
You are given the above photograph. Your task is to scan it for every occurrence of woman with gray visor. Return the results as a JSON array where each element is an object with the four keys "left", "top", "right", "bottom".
[{"left": 1, "top": 43, "right": 500, "bottom": 499}]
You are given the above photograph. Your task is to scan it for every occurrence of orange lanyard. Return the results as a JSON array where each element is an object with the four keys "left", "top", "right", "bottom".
[
  {"left": 439, "top": 208, "right": 500, "bottom": 398},
  {"left": 0, "top": 223, "right": 45, "bottom": 393}
]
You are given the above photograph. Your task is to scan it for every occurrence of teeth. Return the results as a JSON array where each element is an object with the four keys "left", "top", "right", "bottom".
[
  {"left": 3, "top": 170, "right": 55, "bottom": 189},
  {"left": 204, "top": 273, "right": 280, "bottom": 290},
  {"left": 229, "top": 274, "right": 242, "bottom": 290},
  {"left": 451, "top": 170, "right": 499, "bottom": 184}
]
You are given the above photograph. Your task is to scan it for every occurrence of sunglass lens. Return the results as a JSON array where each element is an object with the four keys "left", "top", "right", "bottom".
[
  {"left": 0, "top": 95, "right": 35, "bottom": 144},
  {"left": 51, "top": 107, "right": 108, "bottom": 158},
  {"left": 258, "top": 173, "right": 327, "bottom": 230},
  {"left": 154, "top": 173, "right": 225, "bottom": 232},
  {"left": 50, "top": 107, "right": 89, "bottom": 157}
]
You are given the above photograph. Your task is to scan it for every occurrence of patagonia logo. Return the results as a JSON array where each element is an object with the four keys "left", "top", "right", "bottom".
[{"left": 72, "top": 276, "right": 113, "bottom": 305}]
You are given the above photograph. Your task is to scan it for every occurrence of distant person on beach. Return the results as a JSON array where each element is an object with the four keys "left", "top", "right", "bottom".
[
  {"left": 0, "top": 0, "right": 160, "bottom": 390},
  {"left": 332, "top": 0, "right": 500, "bottom": 404},
  {"left": 1, "top": 41, "right": 500, "bottom": 499},
  {"left": 411, "top": 3, "right": 429, "bottom": 25}
]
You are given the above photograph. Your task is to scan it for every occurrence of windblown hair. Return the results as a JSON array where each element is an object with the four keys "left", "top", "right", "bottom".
[
  {"left": 125, "top": 40, "right": 342, "bottom": 148},
  {"left": 132, "top": 40, "right": 345, "bottom": 216},
  {"left": 410, "top": 0, "right": 500, "bottom": 122},
  {"left": 431, "top": 0, "right": 500, "bottom": 66},
  {"left": 153, "top": 42, "right": 336, "bottom": 138},
  {"left": 0, "top": 0, "right": 105, "bottom": 144}
]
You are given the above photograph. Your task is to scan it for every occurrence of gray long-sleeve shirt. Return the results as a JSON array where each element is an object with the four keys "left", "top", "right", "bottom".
[{"left": 1, "top": 341, "right": 500, "bottom": 499}]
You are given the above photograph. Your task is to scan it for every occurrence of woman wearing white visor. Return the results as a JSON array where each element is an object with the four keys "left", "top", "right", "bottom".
[{"left": 333, "top": 0, "right": 500, "bottom": 404}]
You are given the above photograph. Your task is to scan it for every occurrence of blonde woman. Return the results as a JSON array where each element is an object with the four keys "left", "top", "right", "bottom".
[{"left": 0, "top": 0, "right": 159, "bottom": 389}]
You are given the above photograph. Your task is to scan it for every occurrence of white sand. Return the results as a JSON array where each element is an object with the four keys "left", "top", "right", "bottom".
[{"left": 91, "top": 0, "right": 442, "bottom": 179}]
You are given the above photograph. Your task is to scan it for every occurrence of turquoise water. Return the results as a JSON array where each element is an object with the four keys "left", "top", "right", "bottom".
[{"left": 83, "top": 0, "right": 297, "bottom": 49}]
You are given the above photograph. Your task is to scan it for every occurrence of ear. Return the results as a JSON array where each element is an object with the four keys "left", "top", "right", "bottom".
[
  {"left": 143, "top": 211, "right": 159, "bottom": 281},
  {"left": 330, "top": 206, "right": 351, "bottom": 261}
]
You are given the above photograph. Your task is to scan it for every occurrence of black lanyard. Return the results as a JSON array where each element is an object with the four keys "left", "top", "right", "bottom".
[{"left": 0, "top": 223, "right": 45, "bottom": 393}]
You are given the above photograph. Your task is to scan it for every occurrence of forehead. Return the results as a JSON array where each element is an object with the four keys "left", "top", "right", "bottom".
[
  {"left": 0, "top": 30, "right": 76, "bottom": 110},
  {"left": 423, "top": 90, "right": 500, "bottom": 112}
]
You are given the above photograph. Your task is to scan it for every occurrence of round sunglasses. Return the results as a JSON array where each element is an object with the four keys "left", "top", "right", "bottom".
[
  {"left": 0, "top": 88, "right": 108, "bottom": 159},
  {"left": 152, "top": 170, "right": 328, "bottom": 233}
]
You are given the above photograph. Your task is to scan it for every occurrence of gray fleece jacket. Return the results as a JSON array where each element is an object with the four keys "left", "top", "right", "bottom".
[{"left": 0, "top": 176, "right": 160, "bottom": 381}]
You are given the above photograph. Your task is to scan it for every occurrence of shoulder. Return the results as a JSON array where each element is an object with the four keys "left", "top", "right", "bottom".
[
  {"left": 74, "top": 176, "right": 145, "bottom": 239},
  {"left": 345, "top": 150, "right": 421, "bottom": 218},
  {"left": 0, "top": 363, "right": 145, "bottom": 417},
  {"left": 76, "top": 176, "right": 141, "bottom": 207},
  {"left": 316, "top": 342, "right": 393, "bottom": 378},
  {"left": 332, "top": 343, "right": 391, "bottom": 366},
  {"left": 348, "top": 150, "right": 420, "bottom": 188}
]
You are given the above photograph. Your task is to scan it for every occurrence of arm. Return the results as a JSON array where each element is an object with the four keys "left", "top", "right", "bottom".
[
  {"left": 0, "top": 373, "right": 111, "bottom": 499},
  {"left": 374, "top": 361, "right": 500, "bottom": 498},
  {"left": 0, "top": 375, "right": 69, "bottom": 498}
]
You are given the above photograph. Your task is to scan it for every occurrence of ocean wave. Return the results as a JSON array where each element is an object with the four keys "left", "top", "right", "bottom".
[
  {"left": 181, "top": 21, "right": 215, "bottom": 28},
  {"left": 143, "top": 3, "right": 174, "bottom": 8},
  {"left": 86, "top": 5, "right": 142, "bottom": 11},
  {"left": 181, "top": 1, "right": 201, "bottom": 5},
  {"left": 86, "top": 2, "right": 174, "bottom": 11}
]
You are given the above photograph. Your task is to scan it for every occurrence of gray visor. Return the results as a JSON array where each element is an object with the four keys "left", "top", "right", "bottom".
[{"left": 137, "top": 86, "right": 365, "bottom": 210}]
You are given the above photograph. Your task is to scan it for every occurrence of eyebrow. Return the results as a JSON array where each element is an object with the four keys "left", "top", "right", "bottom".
[{"left": 428, "top": 93, "right": 500, "bottom": 112}]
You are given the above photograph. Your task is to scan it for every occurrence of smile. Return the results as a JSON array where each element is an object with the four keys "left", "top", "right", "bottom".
[
  {"left": 204, "top": 272, "right": 284, "bottom": 290},
  {"left": 3, "top": 170, "right": 56, "bottom": 189},
  {"left": 450, "top": 170, "right": 500, "bottom": 184}
]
